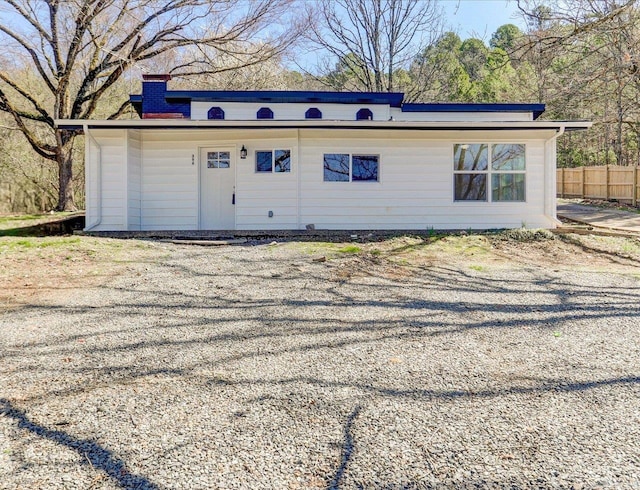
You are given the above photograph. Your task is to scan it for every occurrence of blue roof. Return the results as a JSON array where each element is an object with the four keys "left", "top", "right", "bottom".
[
  {"left": 164, "top": 90, "right": 406, "bottom": 107},
  {"left": 403, "top": 103, "right": 546, "bottom": 120},
  {"left": 129, "top": 79, "right": 546, "bottom": 119}
]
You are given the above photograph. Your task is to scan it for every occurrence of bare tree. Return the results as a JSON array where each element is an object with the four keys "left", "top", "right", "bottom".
[
  {"left": 0, "top": 0, "right": 301, "bottom": 211},
  {"left": 516, "top": 0, "right": 640, "bottom": 165},
  {"left": 306, "top": 0, "right": 442, "bottom": 93}
]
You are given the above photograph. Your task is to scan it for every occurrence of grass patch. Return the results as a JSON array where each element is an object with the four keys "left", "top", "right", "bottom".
[
  {"left": 337, "top": 245, "right": 362, "bottom": 254},
  {"left": 0, "top": 214, "right": 50, "bottom": 227},
  {"left": 431, "top": 235, "right": 492, "bottom": 256},
  {"left": 0, "top": 237, "right": 82, "bottom": 251},
  {"left": 0, "top": 212, "right": 76, "bottom": 231},
  {"left": 291, "top": 242, "right": 339, "bottom": 255},
  {"left": 469, "top": 264, "right": 486, "bottom": 272}
]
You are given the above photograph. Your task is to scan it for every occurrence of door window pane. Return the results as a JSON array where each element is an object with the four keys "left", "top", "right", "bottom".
[{"left": 208, "top": 151, "right": 230, "bottom": 169}]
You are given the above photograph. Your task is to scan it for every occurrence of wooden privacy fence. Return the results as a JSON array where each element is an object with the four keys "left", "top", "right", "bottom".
[{"left": 557, "top": 165, "right": 640, "bottom": 206}]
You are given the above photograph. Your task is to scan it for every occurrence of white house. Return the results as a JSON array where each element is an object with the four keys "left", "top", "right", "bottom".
[{"left": 55, "top": 74, "right": 590, "bottom": 232}]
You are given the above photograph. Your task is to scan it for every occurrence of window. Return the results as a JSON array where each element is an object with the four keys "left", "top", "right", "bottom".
[
  {"left": 356, "top": 108, "right": 373, "bottom": 120},
  {"left": 453, "top": 144, "right": 525, "bottom": 202},
  {"left": 491, "top": 144, "right": 526, "bottom": 201},
  {"left": 305, "top": 107, "right": 322, "bottom": 119},
  {"left": 207, "top": 151, "right": 230, "bottom": 169},
  {"left": 257, "top": 107, "right": 274, "bottom": 119},
  {"left": 323, "top": 153, "right": 379, "bottom": 182},
  {"left": 352, "top": 155, "right": 379, "bottom": 181},
  {"left": 256, "top": 149, "right": 291, "bottom": 173},
  {"left": 207, "top": 107, "right": 225, "bottom": 120},
  {"left": 324, "top": 154, "right": 349, "bottom": 181}
]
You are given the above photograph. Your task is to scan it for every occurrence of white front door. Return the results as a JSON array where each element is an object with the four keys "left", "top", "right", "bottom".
[{"left": 199, "top": 147, "right": 235, "bottom": 229}]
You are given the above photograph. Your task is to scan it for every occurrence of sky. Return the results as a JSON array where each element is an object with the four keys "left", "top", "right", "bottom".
[
  {"left": 291, "top": 0, "right": 526, "bottom": 73},
  {"left": 443, "top": 0, "right": 524, "bottom": 41}
]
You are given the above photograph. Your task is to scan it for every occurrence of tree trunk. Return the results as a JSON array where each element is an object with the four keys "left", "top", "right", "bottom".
[{"left": 55, "top": 131, "right": 77, "bottom": 212}]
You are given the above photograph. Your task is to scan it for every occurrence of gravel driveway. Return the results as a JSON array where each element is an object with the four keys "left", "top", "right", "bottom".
[{"left": 1, "top": 238, "right": 640, "bottom": 489}]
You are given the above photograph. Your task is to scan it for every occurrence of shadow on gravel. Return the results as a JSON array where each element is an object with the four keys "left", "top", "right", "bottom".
[
  {"left": 328, "top": 405, "right": 362, "bottom": 490},
  {"left": 216, "top": 374, "right": 640, "bottom": 403},
  {"left": 0, "top": 398, "right": 159, "bottom": 489},
  {"left": 3, "top": 245, "right": 640, "bottom": 487}
]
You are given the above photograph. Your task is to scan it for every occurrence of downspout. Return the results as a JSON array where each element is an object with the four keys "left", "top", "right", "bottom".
[
  {"left": 296, "top": 128, "right": 301, "bottom": 229},
  {"left": 544, "top": 126, "right": 565, "bottom": 226},
  {"left": 83, "top": 124, "right": 103, "bottom": 231}
]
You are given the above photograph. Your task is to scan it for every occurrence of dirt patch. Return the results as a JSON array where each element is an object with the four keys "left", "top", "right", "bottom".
[
  {"left": 378, "top": 233, "right": 640, "bottom": 272},
  {"left": 2, "top": 232, "right": 640, "bottom": 310},
  {"left": 288, "top": 232, "right": 640, "bottom": 282},
  {"left": 0, "top": 237, "right": 162, "bottom": 310}
]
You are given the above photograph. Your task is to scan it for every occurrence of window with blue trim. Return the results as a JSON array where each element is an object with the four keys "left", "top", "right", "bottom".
[
  {"left": 257, "top": 107, "right": 274, "bottom": 119},
  {"left": 305, "top": 107, "right": 322, "bottom": 119},
  {"left": 207, "top": 107, "right": 225, "bottom": 120},
  {"left": 356, "top": 108, "right": 373, "bottom": 120}
]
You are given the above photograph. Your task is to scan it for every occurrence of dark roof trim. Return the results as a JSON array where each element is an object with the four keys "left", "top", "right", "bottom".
[
  {"left": 403, "top": 103, "right": 546, "bottom": 120},
  {"left": 63, "top": 123, "right": 579, "bottom": 131},
  {"left": 143, "top": 74, "right": 171, "bottom": 81},
  {"left": 164, "top": 90, "right": 405, "bottom": 107},
  {"left": 129, "top": 94, "right": 143, "bottom": 117}
]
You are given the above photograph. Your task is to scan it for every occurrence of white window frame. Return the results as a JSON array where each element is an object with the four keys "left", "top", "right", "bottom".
[
  {"left": 453, "top": 143, "right": 526, "bottom": 203},
  {"left": 255, "top": 149, "right": 292, "bottom": 173},
  {"left": 323, "top": 153, "right": 381, "bottom": 183},
  {"left": 206, "top": 150, "right": 231, "bottom": 169}
]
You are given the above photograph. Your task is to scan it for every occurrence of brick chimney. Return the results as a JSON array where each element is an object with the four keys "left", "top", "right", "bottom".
[{"left": 140, "top": 74, "right": 190, "bottom": 119}]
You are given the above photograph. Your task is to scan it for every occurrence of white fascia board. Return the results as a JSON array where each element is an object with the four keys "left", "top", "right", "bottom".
[{"left": 55, "top": 119, "right": 592, "bottom": 131}]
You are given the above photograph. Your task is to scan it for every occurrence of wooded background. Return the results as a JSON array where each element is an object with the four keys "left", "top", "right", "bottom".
[{"left": 0, "top": 0, "right": 638, "bottom": 213}]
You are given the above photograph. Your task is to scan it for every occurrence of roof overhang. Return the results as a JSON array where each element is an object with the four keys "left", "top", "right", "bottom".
[{"left": 56, "top": 119, "right": 592, "bottom": 132}]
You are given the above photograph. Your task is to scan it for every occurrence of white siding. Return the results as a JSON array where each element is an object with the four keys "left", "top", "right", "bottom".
[
  {"left": 85, "top": 129, "right": 127, "bottom": 231},
  {"left": 138, "top": 129, "right": 299, "bottom": 230},
  {"left": 191, "top": 102, "right": 535, "bottom": 122},
  {"left": 388, "top": 108, "right": 534, "bottom": 122},
  {"left": 235, "top": 134, "right": 299, "bottom": 230},
  {"left": 127, "top": 130, "right": 142, "bottom": 230},
  {"left": 84, "top": 133, "right": 100, "bottom": 229},
  {"left": 297, "top": 129, "right": 554, "bottom": 230},
  {"left": 87, "top": 127, "right": 558, "bottom": 231},
  {"left": 191, "top": 102, "right": 390, "bottom": 121},
  {"left": 141, "top": 133, "right": 198, "bottom": 230}
]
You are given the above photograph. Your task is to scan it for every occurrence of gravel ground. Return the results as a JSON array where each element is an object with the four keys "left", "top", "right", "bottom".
[{"left": 1, "top": 237, "right": 640, "bottom": 489}]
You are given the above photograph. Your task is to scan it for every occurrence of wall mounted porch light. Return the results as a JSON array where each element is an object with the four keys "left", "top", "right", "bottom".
[{"left": 240, "top": 145, "right": 248, "bottom": 159}]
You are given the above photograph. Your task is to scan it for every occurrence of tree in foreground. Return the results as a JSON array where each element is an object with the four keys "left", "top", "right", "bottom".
[
  {"left": 0, "top": 0, "right": 300, "bottom": 211},
  {"left": 305, "top": 0, "right": 443, "bottom": 94},
  {"left": 515, "top": 0, "right": 640, "bottom": 165}
]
